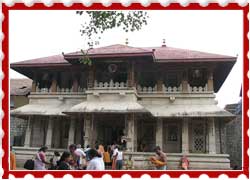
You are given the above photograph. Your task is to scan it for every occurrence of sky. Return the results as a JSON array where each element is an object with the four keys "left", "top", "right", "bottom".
[{"left": 9, "top": 10, "right": 243, "bottom": 107}]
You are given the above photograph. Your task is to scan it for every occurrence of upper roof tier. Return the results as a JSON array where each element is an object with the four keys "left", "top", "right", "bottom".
[{"left": 11, "top": 44, "right": 236, "bottom": 67}]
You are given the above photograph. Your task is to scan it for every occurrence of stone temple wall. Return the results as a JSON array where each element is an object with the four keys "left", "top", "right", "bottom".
[
  {"left": 225, "top": 115, "right": 242, "bottom": 169},
  {"left": 10, "top": 116, "right": 28, "bottom": 146}
]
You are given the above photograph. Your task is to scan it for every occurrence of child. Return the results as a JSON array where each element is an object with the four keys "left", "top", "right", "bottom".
[
  {"left": 180, "top": 155, "right": 189, "bottom": 170},
  {"left": 49, "top": 151, "right": 60, "bottom": 170},
  {"left": 124, "top": 154, "right": 134, "bottom": 170}
]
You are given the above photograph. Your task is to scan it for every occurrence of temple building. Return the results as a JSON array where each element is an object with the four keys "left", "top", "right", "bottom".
[{"left": 10, "top": 43, "right": 237, "bottom": 169}]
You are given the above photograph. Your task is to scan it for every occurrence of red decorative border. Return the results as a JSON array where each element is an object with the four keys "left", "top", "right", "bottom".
[{"left": 2, "top": 3, "right": 249, "bottom": 179}]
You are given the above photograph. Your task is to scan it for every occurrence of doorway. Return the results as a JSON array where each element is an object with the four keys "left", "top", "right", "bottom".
[{"left": 95, "top": 114, "right": 125, "bottom": 145}]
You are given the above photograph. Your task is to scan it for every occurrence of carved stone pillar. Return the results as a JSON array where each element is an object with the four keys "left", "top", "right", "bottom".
[
  {"left": 68, "top": 118, "right": 76, "bottom": 147},
  {"left": 72, "top": 73, "right": 79, "bottom": 92},
  {"left": 208, "top": 118, "right": 216, "bottom": 154},
  {"left": 51, "top": 73, "right": 57, "bottom": 92},
  {"left": 156, "top": 118, "right": 163, "bottom": 148},
  {"left": 127, "top": 62, "right": 135, "bottom": 87},
  {"left": 182, "top": 69, "right": 189, "bottom": 92},
  {"left": 24, "top": 117, "right": 32, "bottom": 147},
  {"left": 84, "top": 114, "right": 93, "bottom": 147},
  {"left": 88, "top": 67, "right": 95, "bottom": 89},
  {"left": 45, "top": 117, "right": 53, "bottom": 148},
  {"left": 207, "top": 68, "right": 214, "bottom": 91},
  {"left": 182, "top": 118, "right": 189, "bottom": 153},
  {"left": 157, "top": 79, "right": 163, "bottom": 92},
  {"left": 127, "top": 114, "right": 137, "bottom": 152},
  {"left": 31, "top": 73, "right": 37, "bottom": 92}
]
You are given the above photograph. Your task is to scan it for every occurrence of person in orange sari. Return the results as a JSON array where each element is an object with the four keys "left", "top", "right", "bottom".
[{"left": 10, "top": 146, "right": 16, "bottom": 170}]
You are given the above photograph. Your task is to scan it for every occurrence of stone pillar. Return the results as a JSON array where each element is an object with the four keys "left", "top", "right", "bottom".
[
  {"left": 182, "top": 118, "right": 189, "bottom": 153},
  {"left": 156, "top": 118, "right": 163, "bottom": 148},
  {"left": 157, "top": 79, "right": 163, "bottom": 92},
  {"left": 207, "top": 68, "right": 214, "bottom": 91},
  {"left": 88, "top": 67, "right": 95, "bottom": 88},
  {"left": 31, "top": 81, "right": 36, "bottom": 92},
  {"left": 127, "top": 62, "right": 135, "bottom": 87},
  {"left": 45, "top": 118, "right": 53, "bottom": 148},
  {"left": 24, "top": 117, "right": 32, "bottom": 147},
  {"left": 31, "top": 72, "right": 37, "bottom": 92},
  {"left": 51, "top": 73, "right": 57, "bottom": 92},
  {"left": 182, "top": 69, "right": 189, "bottom": 92},
  {"left": 72, "top": 74, "right": 79, "bottom": 92},
  {"left": 68, "top": 118, "right": 75, "bottom": 147},
  {"left": 127, "top": 114, "right": 137, "bottom": 152},
  {"left": 84, "top": 114, "right": 92, "bottom": 148},
  {"left": 208, "top": 118, "right": 216, "bottom": 154}
]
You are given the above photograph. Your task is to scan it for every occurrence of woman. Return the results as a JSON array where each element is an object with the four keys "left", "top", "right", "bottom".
[
  {"left": 86, "top": 149, "right": 104, "bottom": 170},
  {"left": 103, "top": 146, "right": 111, "bottom": 169},
  {"left": 34, "top": 146, "right": 50, "bottom": 170},
  {"left": 57, "top": 151, "right": 71, "bottom": 170},
  {"left": 96, "top": 144, "right": 105, "bottom": 170}
]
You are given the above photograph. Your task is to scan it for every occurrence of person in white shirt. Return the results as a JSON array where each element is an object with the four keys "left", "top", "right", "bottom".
[
  {"left": 111, "top": 146, "right": 118, "bottom": 170},
  {"left": 86, "top": 149, "right": 104, "bottom": 170},
  {"left": 115, "top": 147, "right": 124, "bottom": 170}
]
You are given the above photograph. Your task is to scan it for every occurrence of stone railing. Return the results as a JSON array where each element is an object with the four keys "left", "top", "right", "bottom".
[
  {"left": 188, "top": 84, "right": 208, "bottom": 93},
  {"left": 34, "top": 85, "right": 86, "bottom": 94},
  {"left": 136, "top": 85, "right": 157, "bottom": 93},
  {"left": 162, "top": 84, "right": 182, "bottom": 93},
  {"left": 137, "top": 83, "right": 209, "bottom": 93},
  {"left": 93, "top": 80, "right": 128, "bottom": 89}
]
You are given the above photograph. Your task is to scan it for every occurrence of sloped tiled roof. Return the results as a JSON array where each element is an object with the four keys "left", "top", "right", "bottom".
[
  {"left": 66, "top": 44, "right": 152, "bottom": 56},
  {"left": 10, "top": 44, "right": 236, "bottom": 67},
  {"left": 142, "top": 46, "right": 235, "bottom": 62},
  {"left": 11, "top": 54, "right": 68, "bottom": 66},
  {"left": 10, "top": 78, "right": 32, "bottom": 96}
]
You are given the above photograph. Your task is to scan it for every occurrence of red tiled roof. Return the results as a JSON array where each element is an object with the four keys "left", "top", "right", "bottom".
[
  {"left": 11, "top": 54, "right": 69, "bottom": 67},
  {"left": 143, "top": 46, "right": 235, "bottom": 61},
  {"left": 66, "top": 44, "right": 152, "bottom": 56},
  {"left": 10, "top": 78, "right": 32, "bottom": 96},
  {"left": 10, "top": 44, "right": 236, "bottom": 67}
]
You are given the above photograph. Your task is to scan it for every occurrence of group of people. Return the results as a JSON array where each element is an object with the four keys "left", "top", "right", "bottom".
[
  {"left": 12, "top": 144, "right": 189, "bottom": 170},
  {"left": 28, "top": 143, "right": 132, "bottom": 170}
]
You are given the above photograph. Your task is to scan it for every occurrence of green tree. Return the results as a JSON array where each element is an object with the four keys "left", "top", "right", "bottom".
[{"left": 76, "top": 11, "right": 149, "bottom": 65}]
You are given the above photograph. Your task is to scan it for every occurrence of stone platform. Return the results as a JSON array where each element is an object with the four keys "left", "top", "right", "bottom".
[{"left": 13, "top": 146, "right": 231, "bottom": 170}]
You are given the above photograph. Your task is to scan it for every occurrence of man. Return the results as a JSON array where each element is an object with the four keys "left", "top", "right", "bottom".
[
  {"left": 86, "top": 149, "right": 104, "bottom": 170},
  {"left": 84, "top": 145, "right": 91, "bottom": 161},
  {"left": 154, "top": 146, "right": 167, "bottom": 170},
  {"left": 69, "top": 144, "right": 86, "bottom": 169}
]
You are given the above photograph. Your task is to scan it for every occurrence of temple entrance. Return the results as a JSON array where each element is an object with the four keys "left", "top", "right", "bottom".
[{"left": 95, "top": 114, "right": 125, "bottom": 145}]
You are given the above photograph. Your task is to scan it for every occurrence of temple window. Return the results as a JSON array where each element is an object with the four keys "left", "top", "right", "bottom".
[
  {"left": 95, "top": 63, "right": 128, "bottom": 83},
  {"left": 137, "top": 72, "right": 156, "bottom": 88},
  {"left": 37, "top": 72, "right": 52, "bottom": 89},
  {"left": 188, "top": 68, "right": 207, "bottom": 87},
  {"left": 163, "top": 72, "right": 181, "bottom": 88},
  {"left": 58, "top": 72, "right": 73, "bottom": 90}
]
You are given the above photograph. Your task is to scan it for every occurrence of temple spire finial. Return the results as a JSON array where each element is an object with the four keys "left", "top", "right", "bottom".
[
  {"left": 162, "top": 38, "right": 166, "bottom": 47},
  {"left": 125, "top": 38, "right": 129, "bottom": 45}
]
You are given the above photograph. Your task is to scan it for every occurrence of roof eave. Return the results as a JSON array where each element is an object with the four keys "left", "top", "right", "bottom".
[{"left": 155, "top": 57, "right": 237, "bottom": 63}]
